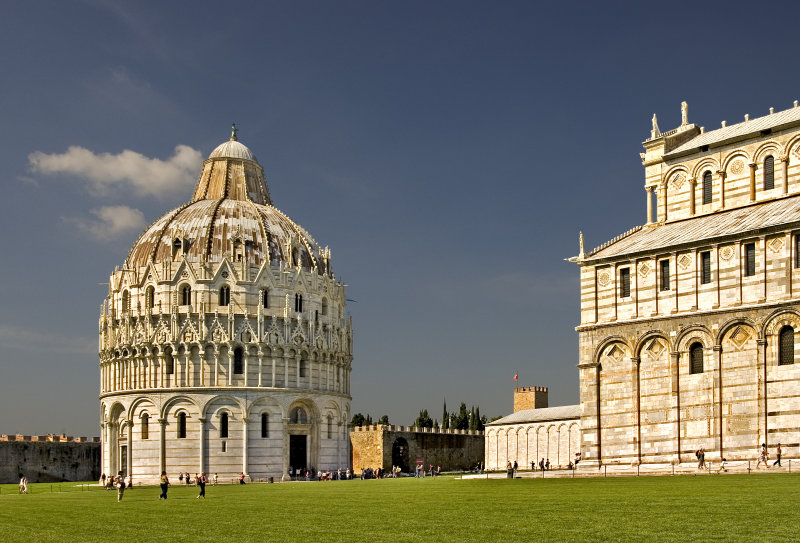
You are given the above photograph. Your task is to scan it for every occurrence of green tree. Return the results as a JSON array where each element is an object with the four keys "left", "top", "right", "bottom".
[
  {"left": 442, "top": 399, "right": 449, "bottom": 430},
  {"left": 413, "top": 409, "right": 433, "bottom": 428},
  {"left": 350, "top": 413, "right": 373, "bottom": 427},
  {"left": 455, "top": 403, "right": 470, "bottom": 430},
  {"left": 378, "top": 415, "right": 390, "bottom": 425}
]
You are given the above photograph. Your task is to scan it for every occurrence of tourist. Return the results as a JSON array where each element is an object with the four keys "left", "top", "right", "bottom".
[
  {"left": 239, "top": 472, "right": 246, "bottom": 484},
  {"left": 506, "top": 461, "right": 513, "bottom": 478},
  {"left": 774, "top": 443, "right": 782, "bottom": 467},
  {"left": 196, "top": 472, "right": 206, "bottom": 499},
  {"left": 19, "top": 474, "right": 27, "bottom": 494},
  {"left": 213, "top": 473, "right": 218, "bottom": 485},
  {"left": 574, "top": 452, "right": 581, "bottom": 466},
  {"left": 545, "top": 459, "right": 550, "bottom": 470},
  {"left": 756, "top": 443, "right": 769, "bottom": 469},
  {"left": 178, "top": 472, "right": 184, "bottom": 483},
  {"left": 512, "top": 460, "right": 518, "bottom": 476},
  {"left": 539, "top": 458, "right": 545, "bottom": 473},
  {"left": 185, "top": 472, "right": 191, "bottom": 485},
  {"left": 718, "top": 458, "right": 728, "bottom": 473},
  {"left": 159, "top": 471, "right": 169, "bottom": 499},
  {"left": 116, "top": 476, "right": 126, "bottom": 502},
  {"left": 531, "top": 460, "right": 535, "bottom": 471},
  {"left": 100, "top": 473, "right": 106, "bottom": 487},
  {"left": 696, "top": 448, "right": 705, "bottom": 469}
]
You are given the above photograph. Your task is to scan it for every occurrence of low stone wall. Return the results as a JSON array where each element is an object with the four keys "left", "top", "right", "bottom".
[
  {"left": 0, "top": 436, "right": 101, "bottom": 483},
  {"left": 351, "top": 425, "right": 484, "bottom": 473}
]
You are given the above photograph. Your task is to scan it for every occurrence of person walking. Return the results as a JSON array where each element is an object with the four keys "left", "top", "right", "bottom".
[
  {"left": 756, "top": 443, "right": 769, "bottom": 469},
  {"left": 116, "top": 476, "right": 126, "bottom": 502},
  {"left": 159, "top": 471, "right": 169, "bottom": 499},
  {"left": 773, "top": 443, "right": 782, "bottom": 467},
  {"left": 213, "top": 473, "right": 218, "bottom": 485},
  {"left": 196, "top": 472, "right": 206, "bottom": 499}
]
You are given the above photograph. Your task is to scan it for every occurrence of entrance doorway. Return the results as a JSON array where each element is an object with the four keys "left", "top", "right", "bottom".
[
  {"left": 392, "top": 438, "right": 410, "bottom": 472},
  {"left": 289, "top": 435, "right": 307, "bottom": 474},
  {"left": 119, "top": 445, "right": 128, "bottom": 477}
]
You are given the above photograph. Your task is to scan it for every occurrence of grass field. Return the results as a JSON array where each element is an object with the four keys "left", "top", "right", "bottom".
[{"left": 0, "top": 474, "right": 798, "bottom": 542}]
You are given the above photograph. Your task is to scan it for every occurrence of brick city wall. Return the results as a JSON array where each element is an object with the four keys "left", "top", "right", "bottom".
[
  {"left": 350, "top": 425, "right": 484, "bottom": 473},
  {"left": 0, "top": 435, "right": 101, "bottom": 483}
]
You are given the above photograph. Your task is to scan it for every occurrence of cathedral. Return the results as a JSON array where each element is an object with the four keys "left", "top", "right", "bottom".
[
  {"left": 99, "top": 128, "right": 353, "bottom": 483},
  {"left": 574, "top": 101, "right": 800, "bottom": 466}
]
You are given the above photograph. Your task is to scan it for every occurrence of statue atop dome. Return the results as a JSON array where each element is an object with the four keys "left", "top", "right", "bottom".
[{"left": 230, "top": 123, "right": 238, "bottom": 141}]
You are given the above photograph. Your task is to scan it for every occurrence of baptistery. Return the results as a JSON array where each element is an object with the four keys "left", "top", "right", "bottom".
[{"left": 99, "top": 127, "right": 352, "bottom": 483}]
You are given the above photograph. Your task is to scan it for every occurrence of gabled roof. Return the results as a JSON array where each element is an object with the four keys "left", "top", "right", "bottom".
[
  {"left": 665, "top": 105, "right": 800, "bottom": 158},
  {"left": 486, "top": 405, "right": 580, "bottom": 426},
  {"left": 584, "top": 194, "right": 800, "bottom": 262}
]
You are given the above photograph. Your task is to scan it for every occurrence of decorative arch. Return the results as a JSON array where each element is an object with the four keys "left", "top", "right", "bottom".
[
  {"left": 754, "top": 140, "right": 784, "bottom": 163},
  {"left": 202, "top": 395, "right": 245, "bottom": 419},
  {"left": 592, "top": 335, "right": 633, "bottom": 364},
  {"left": 717, "top": 316, "right": 760, "bottom": 346},
  {"left": 763, "top": 308, "right": 800, "bottom": 336},
  {"left": 721, "top": 150, "right": 751, "bottom": 172},
  {"left": 160, "top": 395, "right": 199, "bottom": 419},
  {"left": 661, "top": 164, "right": 690, "bottom": 187},
  {"left": 633, "top": 331, "right": 672, "bottom": 358},
  {"left": 675, "top": 324, "right": 714, "bottom": 352},
  {"left": 691, "top": 158, "right": 720, "bottom": 180}
]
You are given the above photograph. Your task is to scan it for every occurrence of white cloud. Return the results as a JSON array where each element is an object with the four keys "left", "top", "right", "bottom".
[
  {"left": 65, "top": 205, "right": 147, "bottom": 241},
  {"left": 29, "top": 144, "right": 202, "bottom": 199}
]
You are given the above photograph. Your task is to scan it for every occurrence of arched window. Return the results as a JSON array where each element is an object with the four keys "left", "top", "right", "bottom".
[
  {"left": 121, "top": 290, "right": 129, "bottom": 313},
  {"left": 177, "top": 412, "right": 187, "bottom": 438},
  {"left": 145, "top": 286, "right": 155, "bottom": 310},
  {"left": 180, "top": 285, "right": 191, "bottom": 306},
  {"left": 262, "top": 289, "right": 269, "bottom": 309},
  {"left": 764, "top": 155, "right": 775, "bottom": 190},
  {"left": 299, "top": 358, "right": 307, "bottom": 378},
  {"left": 261, "top": 413, "right": 269, "bottom": 438},
  {"left": 327, "top": 415, "right": 333, "bottom": 439},
  {"left": 165, "top": 349, "right": 174, "bottom": 375},
  {"left": 290, "top": 407, "right": 308, "bottom": 424},
  {"left": 233, "top": 347, "right": 244, "bottom": 374},
  {"left": 141, "top": 413, "right": 149, "bottom": 440},
  {"left": 322, "top": 298, "right": 328, "bottom": 316},
  {"left": 702, "top": 171, "right": 713, "bottom": 205},
  {"left": 219, "top": 285, "right": 230, "bottom": 306},
  {"left": 690, "top": 343, "right": 704, "bottom": 374},
  {"left": 220, "top": 412, "right": 229, "bottom": 438},
  {"left": 779, "top": 326, "right": 794, "bottom": 365},
  {"left": 295, "top": 294, "right": 303, "bottom": 312}
]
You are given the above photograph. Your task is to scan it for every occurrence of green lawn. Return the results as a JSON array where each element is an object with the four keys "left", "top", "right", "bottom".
[{"left": 0, "top": 474, "right": 797, "bottom": 542}]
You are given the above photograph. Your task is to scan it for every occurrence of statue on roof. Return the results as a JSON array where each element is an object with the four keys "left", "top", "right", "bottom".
[
  {"left": 230, "top": 123, "right": 238, "bottom": 141},
  {"left": 651, "top": 114, "right": 660, "bottom": 138},
  {"left": 681, "top": 101, "right": 688, "bottom": 126}
]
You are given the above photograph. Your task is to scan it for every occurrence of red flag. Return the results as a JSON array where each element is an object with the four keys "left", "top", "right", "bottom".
[{"left": 513, "top": 372, "right": 518, "bottom": 382}]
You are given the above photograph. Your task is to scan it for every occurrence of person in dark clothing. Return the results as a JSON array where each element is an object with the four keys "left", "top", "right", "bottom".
[
  {"left": 196, "top": 472, "right": 206, "bottom": 499},
  {"left": 159, "top": 471, "right": 169, "bottom": 499}
]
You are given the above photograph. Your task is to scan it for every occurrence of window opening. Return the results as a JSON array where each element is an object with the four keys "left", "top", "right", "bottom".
[
  {"left": 702, "top": 171, "right": 713, "bottom": 205},
  {"left": 233, "top": 348, "right": 244, "bottom": 374},
  {"left": 764, "top": 156, "right": 775, "bottom": 190},
  {"left": 181, "top": 285, "right": 191, "bottom": 306},
  {"left": 219, "top": 286, "right": 230, "bottom": 307},
  {"left": 745, "top": 243, "right": 756, "bottom": 277},
  {"left": 701, "top": 251, "right": 712, "bottom": 284},
  {"left": 290, "top": 407, "right": 308, "bottom": 424},
  {"left": 262, "top": 289, "right": 269, "bottom": 309},
  {"left": 261, "top": 413, "right": 269, "bottom": 438},
  {"left": 146, "top": 286, "right": 155, "bottom": 309},
  {"left": 220, "top": 412, "right": 229, "bottom": 438},
  {"left": 620, "top": 268, "right": 630, "bottom": 298},
  {"left": 178, "top": 412, "right": 187, "bottom": 438},
  {"left": 141, "top": 414, "right": 149, "bottom": 440},
  {"left": 690, "top": 343, "right": 704, "bottom": 374},
  {"left": 660, "top": 259, "right": 670, "bottom": 291},
  {"left": 779, "top": 326, "right": 794, "bottom": 365}
]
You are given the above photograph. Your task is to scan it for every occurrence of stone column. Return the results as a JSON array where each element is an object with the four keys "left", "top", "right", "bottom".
[
  {"left": 199, "top": 417, "right": 207, "bottom": 474},
  {"left": 717, "top": 171, "right": 726, "bottom": 210},
  {"left": 688, "top": 178, "right": 696, "bottom": 216},
  {"left": 577, "top": 362, "right": 601, "bottom": 468},
  {"left": 158, "top": 418, "right": 167, "bottom": 473},
  {"left": 127, "top": 420, "right": 133, "bottom": 478},
  {"left": 227, "top": 346, "right": 233, "bottom": 386},
  {"left": 749, "top": 162, "right": 757, "bottom": 201},
  {"left": 659, "top": 184, "right": 668, "bottom": 222},
  {"left": 757, "top": 339, "right": 767, "bottom": 448},
  {"left": 244, "top": 349, "right": 249, "bottom": 387},
  {"left": 282, "top": 418, "right": 289, "bottom": 480},
  {"left": 213, "top": 348, "right": 219, "bottom": 386},
  {"left": 271, "top": 356, "right": 276, "bottom": 387},
  {"left": 670, "top": 350, "right": 681, "bottom": 463},
  {"left": 631, "top": 357, "right": 641, "bottom": 463},
  {"left": 257, "top": 350, "right": 263, "bottom": 387},
  {"left": 646, "top": 186, "right": 654, "bottom": 224},
  {"left": 713, "top": 345, "right": 723, "bottom": 457},
  {"left": 200, "top": 349, "right": 206, "bottom": 387},
  {"left": 242, "top": 417, "right": 249, "bottom": 476},
  {"left": 780, "top": 156, "right": 789, "bottom": 194}
]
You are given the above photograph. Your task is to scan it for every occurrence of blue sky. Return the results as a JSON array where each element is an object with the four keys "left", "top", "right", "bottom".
[{"left": 2, "top": 1, "right": 800, "bottom": 436}]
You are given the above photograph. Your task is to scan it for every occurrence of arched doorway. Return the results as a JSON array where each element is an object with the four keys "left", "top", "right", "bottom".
[
  {"left": 288, "top": 406, "right": 310, "bottom": 475},
  {"left": 392, "top": 437, "right": 410, "bottom": 472}
]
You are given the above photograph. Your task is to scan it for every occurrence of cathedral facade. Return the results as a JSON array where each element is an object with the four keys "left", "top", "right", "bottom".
[
  {"left": 99, "top": 129, "right": 353, "bottom": 483},
  {"left": 574, "top": 102, "right": 800, "bottom": 466}
]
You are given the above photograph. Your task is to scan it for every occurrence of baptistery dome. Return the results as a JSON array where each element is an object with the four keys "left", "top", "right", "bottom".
[{"left": 99, "top": 127, "right": 352, "bottom": 484}]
